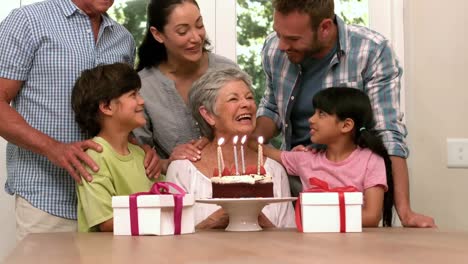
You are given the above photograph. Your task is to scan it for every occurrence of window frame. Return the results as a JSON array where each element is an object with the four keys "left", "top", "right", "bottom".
[{"left": 369, "top": 0, "right": 406, "bottom": 115}]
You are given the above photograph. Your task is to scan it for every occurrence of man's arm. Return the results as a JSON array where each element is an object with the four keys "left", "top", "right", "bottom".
[
  {"left": 364, "top": 41, "right": 435, "bottom": 227},
  {"left": 391, "top": 156, "right": 435, "bottom": 227},
  {"left": 252, "top": 116, "right": 279, "bottom": 144},
  {"left": 0, "top": 78, "right": 101, "bottom": 183},
  {"left": 253, "top": 34, "right": 282, "bottom": 145}
]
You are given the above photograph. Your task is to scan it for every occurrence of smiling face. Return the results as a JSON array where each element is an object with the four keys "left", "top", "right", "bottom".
[
  {"left": 109, "top": 89, "right": 146, "bottom": 131},
  {"left": 273, "top": 10, "right": 324, "bottom": 64},
  {"left": 204, "top": 80, "right": 256, "bottom": 138},
  {"left": 308, "top": 108, "right": 344, "bottom": 145},
  {"left": 150, "top": 1, "right": 206, "bottom": 64}
]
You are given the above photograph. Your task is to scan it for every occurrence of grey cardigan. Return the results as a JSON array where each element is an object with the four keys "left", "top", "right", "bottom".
[{"left": 133, "top": 53, "right": 237, "bottom": 158}]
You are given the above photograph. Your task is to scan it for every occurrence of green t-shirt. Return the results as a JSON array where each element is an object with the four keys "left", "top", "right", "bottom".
[{"left": 77, "top": 137, "right": 154, "bottom": 232}]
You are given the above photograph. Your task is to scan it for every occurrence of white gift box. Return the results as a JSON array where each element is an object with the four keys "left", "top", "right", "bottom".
[
  {"left": 112, "top": 194, "right": 195, "bottom": 236},
  {"left": 300, "top": 192, "right": 363, "bottom": 233}
]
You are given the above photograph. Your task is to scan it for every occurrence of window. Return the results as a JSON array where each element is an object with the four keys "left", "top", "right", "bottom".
[{"left": 108, "top": 0, "right": 147, "bottom": 48}]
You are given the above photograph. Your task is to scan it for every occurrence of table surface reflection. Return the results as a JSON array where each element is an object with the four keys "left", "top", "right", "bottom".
[{"left": 5, "top": 228, "right": 468, "bottom": 263}]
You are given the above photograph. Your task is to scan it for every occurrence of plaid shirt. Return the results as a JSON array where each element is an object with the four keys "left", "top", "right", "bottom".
[
  {"left": 0, "top": 0, "right": 135, "bottom": 219},
  {"left": 258, "top": 16, "right": 408, "bottom": 158}
]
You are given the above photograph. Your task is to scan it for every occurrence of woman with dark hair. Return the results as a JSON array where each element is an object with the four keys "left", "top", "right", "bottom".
[
  {"left": 133, "top": 0, "right": 237, "bottom": 172},
  {"left": 263, "top": 87, "right": 395, "bottom": 227}
]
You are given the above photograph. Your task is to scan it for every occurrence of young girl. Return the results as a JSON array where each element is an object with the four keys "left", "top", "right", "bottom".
[
  {"left": 71, "top": 63, "right": 157, "bottom": 232},
  {"left": 264, "top": 87, "right": 394, "bottom": 227}
]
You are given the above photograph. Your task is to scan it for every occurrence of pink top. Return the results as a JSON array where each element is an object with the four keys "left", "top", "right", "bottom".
[{"left": 281, "top": 147, "right": 387, "bottom": 192}]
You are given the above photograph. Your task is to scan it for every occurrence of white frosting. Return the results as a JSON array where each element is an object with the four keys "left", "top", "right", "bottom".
[{"left": 211, "top": 174, "right": 272, "bottom": 184}]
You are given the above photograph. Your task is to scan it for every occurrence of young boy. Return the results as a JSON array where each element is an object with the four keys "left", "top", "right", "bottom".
[{"left": 72, "top": 63, "right": 155, "bottom": 232}]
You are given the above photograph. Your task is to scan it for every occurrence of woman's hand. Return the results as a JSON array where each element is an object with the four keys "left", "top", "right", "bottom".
[
  {"left": 140, "top": 144, "right": 162, "bottom": 179},
  {"left": 127, "top": 135, "right": 161, "bottom": 179},
  {"left": 169, "top": 138, "right": 209, "bottom": 162},
  {"left": 195, "top": 209, "right": 229, "bottom": 229}
]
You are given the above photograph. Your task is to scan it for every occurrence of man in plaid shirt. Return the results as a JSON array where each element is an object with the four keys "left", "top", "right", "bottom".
[{"left": 253, "top": 0, "right": 435, "bottom": 227}]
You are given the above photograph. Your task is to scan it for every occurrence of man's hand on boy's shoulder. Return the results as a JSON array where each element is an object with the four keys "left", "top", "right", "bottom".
[{"left": 47, "top": 139, "right": 102, "bottom": 184}]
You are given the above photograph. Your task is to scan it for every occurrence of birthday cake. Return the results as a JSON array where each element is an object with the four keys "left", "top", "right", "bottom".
[{"left": 211, "top": 166, "right": 274, "bottom": 198}]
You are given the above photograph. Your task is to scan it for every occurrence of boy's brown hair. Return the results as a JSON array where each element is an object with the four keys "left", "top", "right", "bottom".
[{"left": 71, "top": 63, "right": 141, "bottom": 137}]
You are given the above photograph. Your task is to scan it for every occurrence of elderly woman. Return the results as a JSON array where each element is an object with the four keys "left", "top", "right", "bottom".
[{"left": 165, "top": 68, "right": 295, "bottom": 228}]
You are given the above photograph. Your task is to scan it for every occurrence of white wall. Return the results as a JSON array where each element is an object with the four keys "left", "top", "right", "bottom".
[
  {"left": 0, "top": 139, "right": 14, "bottom": 262},
  {"left": 405, "top": 0, "right": 468, "bottom": 230},
  {"left": 0, "top": 2, "right": 19, "bottom": 263},
  {"left": 369, "top": 0, "right": 406, "bottom": 115}
]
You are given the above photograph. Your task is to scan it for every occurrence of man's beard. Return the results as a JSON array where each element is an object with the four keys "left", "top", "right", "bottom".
[{"left": 288, "top": 35, "right": 323, "bottom": 63}]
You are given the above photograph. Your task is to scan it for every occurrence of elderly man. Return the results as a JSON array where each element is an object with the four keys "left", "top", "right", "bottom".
[
  {"left": 0, "top": 0, "right": 159, "bottom": 240},
  {"left": 253, "top": 0, "right": 435, "bottom": 228}
]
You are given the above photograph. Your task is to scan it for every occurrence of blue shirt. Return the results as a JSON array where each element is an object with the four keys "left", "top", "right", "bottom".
[
  {"left": 290, "top": 44, "right": 337, "bottom": 147},
  {"left": 258, "top": 16, "right": 408, "bottom": 157},
  {"left": 0, "top": 0, "right": 135, "bottom": 219}
]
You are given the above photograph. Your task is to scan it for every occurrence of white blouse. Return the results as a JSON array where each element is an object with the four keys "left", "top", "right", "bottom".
[{"left": 166, "top": 159, "right": 296, "bottom": 228}]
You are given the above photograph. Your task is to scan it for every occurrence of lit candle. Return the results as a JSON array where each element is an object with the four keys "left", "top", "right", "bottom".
[
  {"left": 257, "top": 136, "right": 264, "bottom": 175},
  {"left": 233, "top": 136, "right": 239, "bottom": 175},
  {"left": 240, "top": 135, "right": 247, "bottom": 174},
  {"left": 217, "top": 137, "right": 225, "bottom": 176}
]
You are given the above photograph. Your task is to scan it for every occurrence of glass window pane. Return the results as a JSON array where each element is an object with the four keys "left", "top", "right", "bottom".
[
  {"left": 335, "top": 0, "right": 368, "bottom": 26},
  {"left": 107, "top": 0, "right": 147, "bottom": 49},
  {"left": 236, "top": 0, "right": 272, "bottom": 103}
]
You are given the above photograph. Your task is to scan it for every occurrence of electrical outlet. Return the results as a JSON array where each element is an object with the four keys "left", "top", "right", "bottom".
[{"left": 447, "top": 138, "right": 468, "bottom": 168}]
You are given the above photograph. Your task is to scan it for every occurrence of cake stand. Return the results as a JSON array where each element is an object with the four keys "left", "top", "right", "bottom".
[{"left": 196, "top": 197, "right": 296, "bottom": 232}]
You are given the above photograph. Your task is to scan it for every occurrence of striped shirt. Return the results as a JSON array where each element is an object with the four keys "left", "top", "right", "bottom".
[
  {"left": 0, "top": 0, "right": 135, "bottom": 219},
  {"left": 258, "top": 15, "right": 408, "bottom": 158}
]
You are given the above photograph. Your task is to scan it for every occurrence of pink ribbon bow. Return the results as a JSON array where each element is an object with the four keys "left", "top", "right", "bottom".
[
  {"left": 295, "top": 177, "right": 358, "bottom": 233},
  {"left": 129, "top": 182, "right": 186, "bottom": 236}
]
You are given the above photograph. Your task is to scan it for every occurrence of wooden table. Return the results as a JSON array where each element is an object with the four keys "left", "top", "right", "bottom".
[{"left": 5, "top": 228, "right": 468, "bottom": 263}]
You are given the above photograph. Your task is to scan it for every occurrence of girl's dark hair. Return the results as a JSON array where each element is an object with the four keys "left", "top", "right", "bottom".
[
  {"left": 71, "top": 63, "right": 141, "bottom": 137},
  {"left": 136, "top": 0, "right": 211, "bottom": 71},
  {"left": 312, "top": 87, "right": 394, "bottom": 227}
]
